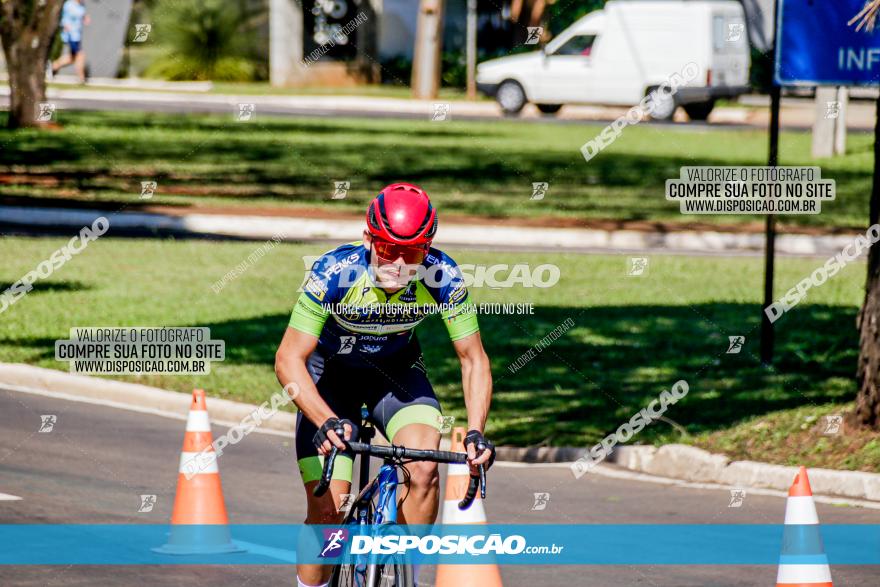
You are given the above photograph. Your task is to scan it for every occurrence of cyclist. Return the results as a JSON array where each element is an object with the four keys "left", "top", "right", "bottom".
[{"left": 275, "top": 182, "right": 496, "bottom": 587}]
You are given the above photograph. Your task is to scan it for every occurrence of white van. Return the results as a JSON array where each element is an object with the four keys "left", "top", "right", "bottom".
[{"left": 475, "top": 0, "right": 750, "bottom": 120}]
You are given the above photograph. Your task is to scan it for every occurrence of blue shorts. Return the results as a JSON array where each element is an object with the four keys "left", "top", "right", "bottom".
[
  {"left": 67, "top": 40, "right": 81, "bottom": 56},
  {"left": 295, "top": 344, "right": 442, "bottom": 484}
]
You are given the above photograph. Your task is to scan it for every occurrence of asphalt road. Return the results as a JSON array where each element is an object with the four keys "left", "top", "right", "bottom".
[{"left": 1, "top": 388, "right": 878, "bottom": 586}]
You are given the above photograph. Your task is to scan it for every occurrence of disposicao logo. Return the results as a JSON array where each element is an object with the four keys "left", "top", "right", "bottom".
[{"left": 319, "top": 528, "right": 349, "bottom": 558}]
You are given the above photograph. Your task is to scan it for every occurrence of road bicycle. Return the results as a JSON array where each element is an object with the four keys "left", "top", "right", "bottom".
[{"left": 314, "top": 408, "right": 488, "bottom": 587}]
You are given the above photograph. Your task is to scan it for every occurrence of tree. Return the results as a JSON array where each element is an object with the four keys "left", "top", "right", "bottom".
[
  {"left": 852, "top": 2, "right": 880, "bottom": 428},
  {"left": 411, "top": 0, "right": 445, "bottom": 99},
  {"left": 0, "top": 0, "right": 64, "bottom": 129}
]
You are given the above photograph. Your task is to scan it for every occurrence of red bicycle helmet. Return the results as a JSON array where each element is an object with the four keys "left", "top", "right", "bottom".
[{"left": 366, "top": 183, "right": 437, "bottom": 245}]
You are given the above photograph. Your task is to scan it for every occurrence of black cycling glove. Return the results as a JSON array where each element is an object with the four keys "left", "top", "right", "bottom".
[
  {"left": 463, "top": 429, "right": 496, "bottom": 470},
  {"left": 313, "top": 417, "right": 354, "bottom": 451}
]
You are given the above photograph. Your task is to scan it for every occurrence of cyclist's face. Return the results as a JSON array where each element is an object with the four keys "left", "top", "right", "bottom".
[{"left": 364, "top": 232, "right": 424, "bottom": 290}]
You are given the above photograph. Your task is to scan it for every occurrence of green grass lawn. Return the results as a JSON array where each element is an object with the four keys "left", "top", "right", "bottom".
[
  {"left": 1, "top": 110, "right": 872, "bottom": 230},
  {"left": 0, "top": 236, "right": 874, "bottom": 469}
]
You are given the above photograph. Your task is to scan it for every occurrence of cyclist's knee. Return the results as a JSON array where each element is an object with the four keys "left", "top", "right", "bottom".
[
  {"left": 405, "top": 461, "right": 439, "bottom": 495},
  {"left": 306, "top": 500, "right": 343, "bottom": 525},
  {"left": 306, "top": 512, "right": 342, "bottom": 525}
]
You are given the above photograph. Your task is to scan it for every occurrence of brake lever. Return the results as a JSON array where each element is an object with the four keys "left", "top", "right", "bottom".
[
  {"left": 479, "top": 463, "right": 487, "bottom": 499},
  {"left": 313, "top": 446, "right": 339, "bottom": 497}
]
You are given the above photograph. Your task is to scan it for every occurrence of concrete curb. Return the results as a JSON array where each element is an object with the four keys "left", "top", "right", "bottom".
[
  {"left": 0, "top": 205, "right": 863, "bottom": 256},
  {"left": 4, "top": 364, "right": 879, "bottom": 502},
  {"left": 599, "top": 444, "right": 880, "bottom": 502}
]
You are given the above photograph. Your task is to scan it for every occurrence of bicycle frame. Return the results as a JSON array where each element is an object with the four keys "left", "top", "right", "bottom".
[
  {"left": 322, "top": 409, "right": 481, "bottom": 586},
  {"left": 344, "top": 413, "right": 404, "bottom": 586}
]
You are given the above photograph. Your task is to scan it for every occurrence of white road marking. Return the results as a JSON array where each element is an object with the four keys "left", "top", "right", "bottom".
[{"left": 0, "top": 492, "right": 22, "bottom": 501}]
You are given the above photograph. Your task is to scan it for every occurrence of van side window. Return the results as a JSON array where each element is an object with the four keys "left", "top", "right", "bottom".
[{"left": 553, "top": 34, "right": 598, "bottom": 57}]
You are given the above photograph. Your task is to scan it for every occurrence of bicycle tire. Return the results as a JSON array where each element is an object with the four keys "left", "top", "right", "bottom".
[
  {"left": 332, "top": 561, "right": 411, "bottom": 587},
  {"left": 329, "top": 502, "right": 413, "bottom": 587}
]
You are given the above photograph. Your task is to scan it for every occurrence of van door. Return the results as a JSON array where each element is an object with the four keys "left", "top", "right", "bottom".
[
  {"left": 710, "top": 10, "right": 749, "bottom": 87},
  {"left": 533, "top": 34, "right": 599, "bottom": 103}
]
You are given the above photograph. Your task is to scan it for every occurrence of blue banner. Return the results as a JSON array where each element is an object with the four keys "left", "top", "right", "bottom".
[
  {"left": 0, "top": 524, "right": 879, "bottom": 565},
  {"left": 776, "top": 0, "right": 880, "bottom": 86}
]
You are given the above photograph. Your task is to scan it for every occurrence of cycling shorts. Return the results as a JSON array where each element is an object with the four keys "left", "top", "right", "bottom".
[{"left": 295, "top": 345, "right": 442, "bottom": 484}]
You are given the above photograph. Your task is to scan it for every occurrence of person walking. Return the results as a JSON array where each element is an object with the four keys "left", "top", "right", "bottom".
[{"left": 51, "top": 0, "right": 90, "bottom": 83}]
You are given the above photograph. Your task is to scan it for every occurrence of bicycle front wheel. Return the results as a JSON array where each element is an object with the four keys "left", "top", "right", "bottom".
[
  {"left": 329, "top": 499, "right": 412, "bottom": 587},
  {"left": 332, "top": 561, "right": 412, "bottom": 587}
]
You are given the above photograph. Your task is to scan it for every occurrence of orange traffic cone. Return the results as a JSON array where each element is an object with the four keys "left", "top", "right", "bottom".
[
  {"left": 154, "top": 389, "right": 242, "bottom": 554},
  {"left": 775, "top": 466, "right": 832, "bottom": 587},
  {"left": 434, "top": 427, "right": 503, "bottom": 587}
]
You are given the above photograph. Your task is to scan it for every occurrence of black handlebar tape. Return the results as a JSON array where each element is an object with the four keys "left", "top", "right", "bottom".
[
  {"left": 313, "top": 446, "right": 338, "bottom": 497},
  {"left": 458, "top": 474, "right": 480, "bottom": 510},
  {"left": 429, "top": 450, "right": 469, "bottom": 463},
  {"left": 345, "top": 442, "right": 468, "bottom": 463}
]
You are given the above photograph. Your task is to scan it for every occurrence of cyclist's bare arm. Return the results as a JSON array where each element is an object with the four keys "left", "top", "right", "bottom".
[
  {"left": 453, "top": 331, "right": 493, "bottom": 466},
  {"left": 275, "top": 327, "right": 350, "bottom": 454}
]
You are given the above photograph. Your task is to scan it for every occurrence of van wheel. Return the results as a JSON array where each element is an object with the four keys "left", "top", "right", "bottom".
[
  {"left": 683, "top": 100, "right": 715, "bottom": 121},
  {"left": 536, "top": 104, "right": 562, "bottom": 115},
  {"left": 496, "top": 80, "right": 526, "bottom": 115},
  {"left": 644, "top": 86, "right": 677, "bottom": 121}
]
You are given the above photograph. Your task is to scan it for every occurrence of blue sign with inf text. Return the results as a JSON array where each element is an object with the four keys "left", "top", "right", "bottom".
[{"left": 776, "top": 0, "right": 880, "bottom": 86}]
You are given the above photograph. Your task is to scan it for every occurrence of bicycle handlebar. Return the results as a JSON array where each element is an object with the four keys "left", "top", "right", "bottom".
[{"left": 313, "top": 442, "right": 488, "bottom": 510}]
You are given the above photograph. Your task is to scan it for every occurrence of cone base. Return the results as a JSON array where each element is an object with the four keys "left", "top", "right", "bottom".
[
  {"left": 152, "top": 524, "right": 245, "bottom": 555},
  {"left": 152, "top": 542, "right": 245, "bottom": 555},
  {"left": 776, "top": 584, "right": 833, "bottom": 587}
]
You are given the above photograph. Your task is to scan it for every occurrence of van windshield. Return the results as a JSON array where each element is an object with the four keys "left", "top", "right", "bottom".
[{"left": 553, "top": 34, "right": 598, "bottom": 57}]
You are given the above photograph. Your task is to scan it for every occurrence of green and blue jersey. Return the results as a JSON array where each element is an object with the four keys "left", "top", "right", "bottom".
[{"left": 289, "top": 242, "right": 479, "bottom": 364}]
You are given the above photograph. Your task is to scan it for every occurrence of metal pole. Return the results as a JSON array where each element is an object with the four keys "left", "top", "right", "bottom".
[
  {"left": 760, "top": 0, "right": 781, "bottom": 365},
  {"left": 466, "top": 0, "right": 477, "bottom": 100},
  {"left": 760, "top": 85, "right": 780, "bottom": 365}
]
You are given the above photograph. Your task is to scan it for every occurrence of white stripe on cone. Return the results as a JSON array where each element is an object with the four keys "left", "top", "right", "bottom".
[
  {"left": 777, "top": 563, "right": 833, "bottom": 583},
  {"left": 179, "top": 451, "right": 218, "bottom": 474},
  {"left": 442, "top": 498, "right": 487, "bottom": 524},
  {"left": 784, "top": 496, "right": 819, "bottom": 525},
  {"left": 447, "top": 463, "right": 469, "bottom": 476},
  {"left": 185, "top": 410, "right": 211, "bottom": 432}
]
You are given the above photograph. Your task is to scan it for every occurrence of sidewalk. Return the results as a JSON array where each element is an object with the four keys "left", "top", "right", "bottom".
[
  {"left": 3, "top": 79, "right": 874, "bottom": 129},
  {"left": 0, "top": 202, "right": 866, "bottom": 256}
]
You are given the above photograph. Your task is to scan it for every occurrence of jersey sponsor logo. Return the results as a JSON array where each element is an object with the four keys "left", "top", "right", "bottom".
[
  {"left": 337, "top": 335, "right": 356, "bottom": 355},
  {"left": 423, "top": 254, "right": 458, "bottom": 278},
  {"left": 399, "top": 281, "right": 417, "bottom": 303},
  {"left": 332, "top": 315, "right": 420, "bottom": 335},
  {"left": 305, "top": 275, "right": 328, "bottom": 301},
  {"left": 447, "top": 281, "right": 467, "bottom": 304},
  {"left": 322, "top": 252, "right": 361, "bottom": 281},
  {"left": 360, "top": 344, "right": 382, "bottom": 354}
]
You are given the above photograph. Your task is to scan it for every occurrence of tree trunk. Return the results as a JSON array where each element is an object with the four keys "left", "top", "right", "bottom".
[
  {"left": 4, "top": 38, "right": 47, "bottom": 129},
  {"left": 411, "top": 0, "right": 445, "bottom": 99},
  {"left": 353, "top": 0, "right": 379, "bottom": 83},
  {"left": 853, "top": 96, "right": 880, "bottom": 428},
  {"left": 0, "top": 0, "right": 64, "bottom": 129}
]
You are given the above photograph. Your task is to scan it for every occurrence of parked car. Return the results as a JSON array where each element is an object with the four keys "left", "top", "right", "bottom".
[{"left": 476, "top": 0, "right": 751, "bottom": 121}]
